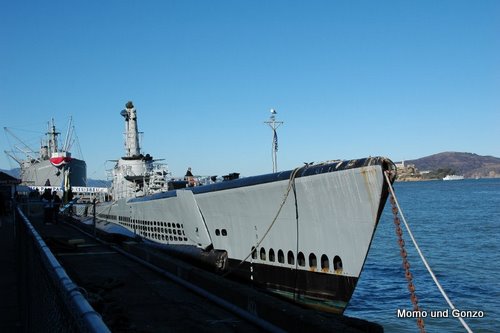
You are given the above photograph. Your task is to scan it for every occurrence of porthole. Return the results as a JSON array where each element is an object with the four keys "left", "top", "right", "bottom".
[
  {"left": 334, "top": 255, "right": 343, "bottom": 273},
  {"left": 278, "top": 250, "right": 284, "bottom": 263},
  {"left": 309, "top": 253, "right": 317, "bottom": 269},
  {"left": 215, "top": 229, "right": 220, "bottom": 236},
  {"left": 221, "top": 229, "right": 227, "bottom": 236},
  {"left": 251, "top": 247, "right": 257, "bottom": 259},
  {"left": 269, "top": 249, "right": 275, "bottom": 262},
  {"left": 287, "top": 251, "right": 295, "bottom": 265},
  {"left": 321, "top": 254, "right": 329, "bottom": 271},
  {"left": 260, "top": 248, "right": 266, "bottom": 260},
  {"left": 298, "top": 252, "right": 305, "bottom": 267}
]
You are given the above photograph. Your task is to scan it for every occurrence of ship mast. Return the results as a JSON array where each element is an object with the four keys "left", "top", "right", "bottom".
[
  {"left": 264, "top": 109, "right": 283, "bottom": 173},
  {"left": 120, "top": 101, "right": 141, "bottom": 158},
  {"left": 47, "top": 118, "right": 60, "bottom": 155},
  {"left": 62, "top": 117, "right": 74, "bottom": 152}
]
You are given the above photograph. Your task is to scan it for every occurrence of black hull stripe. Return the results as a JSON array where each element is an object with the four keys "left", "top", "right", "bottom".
[{"left": 226, "top": 259, "right": 359, "bottom": 312}]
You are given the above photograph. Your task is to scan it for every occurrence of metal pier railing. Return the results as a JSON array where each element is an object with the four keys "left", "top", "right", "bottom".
[{"left": 15, "top": 204, "right": 110, "bottom": 333}]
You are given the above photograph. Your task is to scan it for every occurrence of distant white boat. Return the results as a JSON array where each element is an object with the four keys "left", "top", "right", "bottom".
[{"left": 443, "top": 175, "right": 464, "bottom": 181}]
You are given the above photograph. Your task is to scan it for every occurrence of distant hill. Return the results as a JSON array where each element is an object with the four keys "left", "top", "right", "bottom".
[
  {"left": 0, "top": 168, "right": 20, "bottom": 179},
  {"left": 406, "top": 152, "right": 500, "bottom": 178}
]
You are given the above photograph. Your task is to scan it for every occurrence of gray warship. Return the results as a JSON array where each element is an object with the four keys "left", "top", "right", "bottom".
[
  {"left": 96, "top": 101, "right": 396, "bottom": 313},
  {"left": 5, "top": 119, "right": 87, "bottom": 188}
]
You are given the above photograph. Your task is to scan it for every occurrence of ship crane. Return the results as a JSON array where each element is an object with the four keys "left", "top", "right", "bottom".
[
  {"left": 3, "top": 127, "right": 38, "bottom": 163},
  {"left": 3, "top": 150, "right": 22, "bottom": 165}
]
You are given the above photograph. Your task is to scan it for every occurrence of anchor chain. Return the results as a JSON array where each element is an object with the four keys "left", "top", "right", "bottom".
[{"left": 389, "top": 193, "right": 426, "bottom": 333}]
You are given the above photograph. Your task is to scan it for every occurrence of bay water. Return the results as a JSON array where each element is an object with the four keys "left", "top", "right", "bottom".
[{"left": 344, "top": 179, "right": 500, "bottom": 332}]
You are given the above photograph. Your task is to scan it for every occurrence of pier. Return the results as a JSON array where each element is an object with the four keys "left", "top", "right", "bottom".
[{"left": 1, "top": 201, "right": 383, "bottom": 332}]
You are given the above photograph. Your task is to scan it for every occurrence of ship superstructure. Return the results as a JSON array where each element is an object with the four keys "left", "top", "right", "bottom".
[
  {"left": 443, "top": 174, "right": 464, "bottom": 181},
  {"left": 110, "top": 102, "right": 167, "bottom": 200},
  {"left": 97, "top": 101, "right": 396, "bottom": 313}
]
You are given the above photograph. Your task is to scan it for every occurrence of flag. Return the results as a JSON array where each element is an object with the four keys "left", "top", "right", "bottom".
[{"left": 273, "top": 129, "right": 278, "bottom": 152}]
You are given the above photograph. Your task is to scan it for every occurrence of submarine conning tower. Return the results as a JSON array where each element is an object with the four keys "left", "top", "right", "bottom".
[{"left": 120, "top": 101, "right": 141, "bottom": 158}]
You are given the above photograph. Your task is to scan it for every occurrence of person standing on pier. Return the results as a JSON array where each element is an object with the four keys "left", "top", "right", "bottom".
[
  {"left": 52, "top": 191, "right": 61, "bottom": 224},
  {"left": 185, "top": 167, "right": 195, "bottom": 187}
]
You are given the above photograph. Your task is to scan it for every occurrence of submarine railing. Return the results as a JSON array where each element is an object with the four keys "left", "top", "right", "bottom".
[{"left": 15, "top": 202, "right": 110, "bottom": 333}]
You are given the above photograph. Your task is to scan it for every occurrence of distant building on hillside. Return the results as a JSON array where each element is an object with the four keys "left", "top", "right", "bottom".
[{"left": 395, "top": 161, "right": 422, "bottom": 181}]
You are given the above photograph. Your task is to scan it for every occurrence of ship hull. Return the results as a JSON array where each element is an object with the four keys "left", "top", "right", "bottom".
[
  {"left": 98, "top": 157, "right": 394, "bottom": 313},
  {"left": 21, "top": 158, "right": 87, "bottom": 187},
  {"left": 229, "top": 259, "right": 358, "bottom": 312}
]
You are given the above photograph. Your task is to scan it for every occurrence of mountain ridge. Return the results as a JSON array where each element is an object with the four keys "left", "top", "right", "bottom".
[{"left": 403, "top": 152, "right": 500, "bottom": 179}]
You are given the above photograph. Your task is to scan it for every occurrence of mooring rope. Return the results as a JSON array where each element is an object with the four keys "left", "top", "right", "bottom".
[
  {"left": 384, "top": 171, "right": 473, "bottom": 333},
  {"left": 222, "top": 166, "right": 303, "bottom": 277}
]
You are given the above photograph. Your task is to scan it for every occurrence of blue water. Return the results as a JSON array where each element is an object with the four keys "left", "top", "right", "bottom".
[{"left": 344, "top": 179, "right": 500, "bottom": 332}]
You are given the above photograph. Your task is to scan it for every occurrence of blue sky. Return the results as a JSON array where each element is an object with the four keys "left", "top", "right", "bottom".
[{"left": 1, "top": 1, "right": 499, "bottom": 180}]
